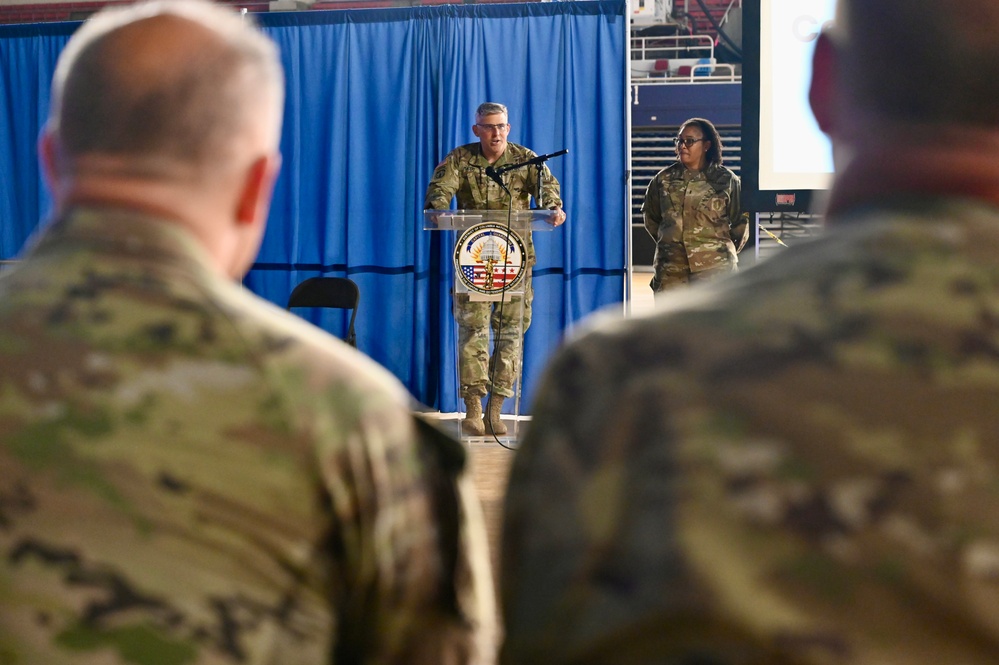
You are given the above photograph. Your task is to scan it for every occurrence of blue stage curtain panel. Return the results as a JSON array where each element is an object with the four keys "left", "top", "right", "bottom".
[
  {"left": 0, "top": 22, "right": 74, "bottom": 257},
  {"left": 0, "top": 1, "right": 628, "bottom": 411}
]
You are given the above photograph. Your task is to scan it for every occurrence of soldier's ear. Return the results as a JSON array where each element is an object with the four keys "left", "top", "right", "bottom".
[
  {"left": 809, "top": 31, "right": 839, "bottom": 134},
  {"left": 38, "top": 126, "right": 66, "bottom": 208},
  {"left": 234, "top": 153, "right": 281, "bottom": 226}
]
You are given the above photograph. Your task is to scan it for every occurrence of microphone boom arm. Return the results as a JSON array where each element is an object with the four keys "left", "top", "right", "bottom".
[{"left": 493, "top": 148, "right": 568, "bottom": 176}]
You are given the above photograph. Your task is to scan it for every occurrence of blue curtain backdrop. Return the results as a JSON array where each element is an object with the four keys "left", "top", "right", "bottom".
[{"left": 0, "top": 1, "right": 627, "bottom": 411}]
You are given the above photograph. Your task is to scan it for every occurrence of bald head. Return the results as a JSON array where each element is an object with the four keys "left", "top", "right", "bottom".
[
  {"left": 49, "top": 0, "right": 284, "bottom": 181},
  {"left": 41, "top": 0, "right": 285, "bottom": 279},
  {"left": 832, "top": 0, "right": 999, "bottom": 126}
]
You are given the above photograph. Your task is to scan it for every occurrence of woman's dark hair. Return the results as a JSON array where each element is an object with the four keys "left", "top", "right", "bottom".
[{"left": 679, "top": 117, "right": 723, "bottom": 167}]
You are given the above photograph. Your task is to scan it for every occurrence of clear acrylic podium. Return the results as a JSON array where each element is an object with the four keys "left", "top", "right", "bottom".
[{"left": 424, "top": 209, "right": 559, "bottom": 443}]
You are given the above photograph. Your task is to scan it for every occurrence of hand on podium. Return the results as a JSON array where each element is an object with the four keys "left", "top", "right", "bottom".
[{"left": 549, "top": 207, "right": 566, "bottom": 227}]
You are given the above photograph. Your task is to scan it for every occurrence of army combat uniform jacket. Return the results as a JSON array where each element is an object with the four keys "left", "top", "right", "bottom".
[
  {"left": 642, "top": 161, "right": 749, "bottom": 292},
  {"left": 424, "top": 141, "right": 563, "bottom": 267},
  {"left": 0, "top": 208, "right": 496, "bottom": 664},
  {"left": 503, "top": 198, "right": 999, "bottom": 664}
]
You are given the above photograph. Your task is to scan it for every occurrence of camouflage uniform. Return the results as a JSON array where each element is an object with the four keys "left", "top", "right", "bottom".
[
  {"left": 0, "top": 208, "right": 496, "bottom": 665},
  {"left": 642, "top": 162, "right": 749, "bottom": 293},
  {"left": 502, "top": 198, "right": 999, "bottom": 664},
  {"left": 424, "top": 142, "right": 562, "bottom": 399}
]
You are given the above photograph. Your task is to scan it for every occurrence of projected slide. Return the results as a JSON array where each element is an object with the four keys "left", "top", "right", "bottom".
[{"left": 759, "top": 0, "right": 835, "bottom": 191}]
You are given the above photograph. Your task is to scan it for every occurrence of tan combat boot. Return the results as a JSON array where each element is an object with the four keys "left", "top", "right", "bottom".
[
  {"left": 462, "top": 397, "right": 485, "bottom": 436},
  {"left": 485, "top": 394, "right": 507, "bottom": 435}
]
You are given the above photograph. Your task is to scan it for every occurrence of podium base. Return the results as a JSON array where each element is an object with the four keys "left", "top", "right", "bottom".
[{"left": 421, "top": 411, "right": 529, "bottom": 448}]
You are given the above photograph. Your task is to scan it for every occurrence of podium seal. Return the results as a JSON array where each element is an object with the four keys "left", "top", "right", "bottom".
[{"left": 454, "top": 222, "right": 527, "bottom": 296}]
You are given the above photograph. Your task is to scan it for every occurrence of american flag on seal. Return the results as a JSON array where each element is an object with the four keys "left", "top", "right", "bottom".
[{"left": 461, "top": 264, "right": 520, "bottom": 289}]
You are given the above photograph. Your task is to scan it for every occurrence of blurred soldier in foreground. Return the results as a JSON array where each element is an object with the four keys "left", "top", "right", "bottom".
[
  {"left": 0, "top": 2, "right": 495, "bottom": 663},
  {"left": 502, "top": 0, "right": 999, "bottom": 663},
  {"left": 425, "top": 102, "right": 565, "bottom": 436}
]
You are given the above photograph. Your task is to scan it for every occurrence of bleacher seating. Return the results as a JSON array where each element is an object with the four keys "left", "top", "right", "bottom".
[
  {"left": 672, "top": 0, "right": 734, "bottom": 44},
  {"left": 630, "top": 20, "right": 740, "bottom": 82}
]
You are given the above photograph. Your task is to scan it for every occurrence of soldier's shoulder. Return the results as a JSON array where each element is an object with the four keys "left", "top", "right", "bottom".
[
  {"left": 450, "top": 143, "right": 481, "bottom": 160},
  {"left": 216, "top": 283, "right": 412, "bottom": 407},
  {"left": 432, "top": 145, "right": 481, "bottom": 176},
  {"left": 555, "top": 278, "right": 763, "bottom": 378},
  {"left": 643, "top": 163, "right": 681, "bottom": 194},
  {"left": 507, "top": 143, "right": 537, "bottom": 159},
  {"left": 702, "top": 163, "right": 738, "bottom": 188}
]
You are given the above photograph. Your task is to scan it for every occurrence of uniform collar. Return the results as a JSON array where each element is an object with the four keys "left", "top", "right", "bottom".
[{"left": 27, "top": 206, "right": 219, "bottom": 279}]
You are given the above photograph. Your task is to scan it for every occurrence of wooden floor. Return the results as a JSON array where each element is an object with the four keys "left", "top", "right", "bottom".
[{"left": 467, "top": 439, "right": 516, "bottom": 582}]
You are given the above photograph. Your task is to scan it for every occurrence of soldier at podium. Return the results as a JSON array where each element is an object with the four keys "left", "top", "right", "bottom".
[{"left": 425, "top": 102, "right": 566, "bottom": 436}]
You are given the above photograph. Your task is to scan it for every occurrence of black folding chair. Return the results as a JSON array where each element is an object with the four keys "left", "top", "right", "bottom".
[{"left": 286, "top": 277, "right": 360, "bottom": 347}]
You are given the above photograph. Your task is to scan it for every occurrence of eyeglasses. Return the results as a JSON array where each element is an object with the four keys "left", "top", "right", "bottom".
[
  {"left": 476, "top": 123, "right": 509, "bottom": 132},
  {"left": 674, "top": 137, "right": 706, "bottom": 148}
]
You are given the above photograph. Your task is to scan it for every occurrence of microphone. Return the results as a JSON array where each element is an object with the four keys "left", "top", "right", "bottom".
[
  {"left": 532, "top": 148, "right": 569, "bottom": 163},
  {"left": 485, "top": 165, "right": 505, "bottom": 188}
]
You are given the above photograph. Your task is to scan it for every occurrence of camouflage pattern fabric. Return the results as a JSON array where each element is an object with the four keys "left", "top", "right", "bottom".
[
  {"left": 425, "top": 143, "right": 561, "bottom": 398},
  {"left": 642, "top": 162, "right": 749, "bottom": 293},
  {"left": 0, "top": 208, "right": 496, "bottom": 665},
  {"left": 453, "top": 272, "right": 532, "bottom": 399},
  {"left": 502, "top": 199, "right": 999, "bottom": 664}
]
